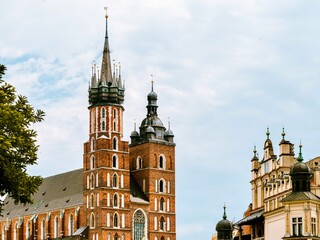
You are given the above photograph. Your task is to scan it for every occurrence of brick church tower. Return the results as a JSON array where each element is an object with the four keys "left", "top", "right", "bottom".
[{"left": 83, "top": 9, "right": 176, "bottom": 240}]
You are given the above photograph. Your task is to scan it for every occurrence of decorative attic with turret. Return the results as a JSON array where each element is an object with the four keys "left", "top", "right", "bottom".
[{"left": 235, "top": 129, "right": 320, "bottom": 240}]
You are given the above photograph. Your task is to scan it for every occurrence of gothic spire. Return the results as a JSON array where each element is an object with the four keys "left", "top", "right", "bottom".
[{"left": 100, "top": 7, "right": 113, "bottom": 85}]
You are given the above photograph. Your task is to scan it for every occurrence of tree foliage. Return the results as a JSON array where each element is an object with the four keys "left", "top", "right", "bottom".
[{"left": 0, "top": 64, "right": 44, "bottom": 213}]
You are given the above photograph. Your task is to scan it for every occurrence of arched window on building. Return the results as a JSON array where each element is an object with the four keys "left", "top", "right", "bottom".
[
  {"left": 91, "top": 194, "right": 94, "bottom": 208},
  {"left": 113, "top": 194, "right": 118, "bottom": 208},
  {"left": 113, "top": 109, "right": 118, "bottom": 131},
  {"left": 113, "top": 137, "right": 118, "bottom": 150},
  {"left": 90, "top": 156, "right": 95, "bottom": 169},
  {"left": 133, "top": 210, "right": 146, "bottom": 240},
  {"left": 160, "top": 217, "right": 165, "bottom": 231},
  {"left": 91, "top": 173, "right": 95, "bottom": 189},
  {"left": 90, "top": 213, "right": 95, "bottom": 229},
  {"left": 159, "top": 155, "right": 165, "bottom": 169},
  {"left": 54, "top": 216, "right": 59, "bottom": 238},
  {"left": 113, "top": 213, "right": 119, "bottom": 228},
  {"left": 160, "top": 198, "right": 165, "bottom": 212},
  {"left": 113, "top": 174, "right": 118, "bottom": 188},
  {"left": 159, "top": 179, "right": 165, "bottom": 193},
  {"left": 102, "top": 108, "right": 106, "bottom": 118},
  {"left": 137, "top": 157, "right": 143, "bottom": 169},
  {"left": 69, "top": 214, "right": 74, "bottom": 236},
  {"left": 112, "top": 155, "right": 118, "bottom": 168},
  {"left": 114, "top": 233, "right": 119, "bottom": 240},
  {"left": 161, "top": 237, "right": 165, "bottom": 240}
]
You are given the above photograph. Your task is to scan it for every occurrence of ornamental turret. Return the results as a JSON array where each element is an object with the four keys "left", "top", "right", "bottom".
[
  {"left": 290, "top": 143, "right": 311, "bottom": 192},
  {"left": 216, "top": 205, "right": 233, "bottom": 240}
]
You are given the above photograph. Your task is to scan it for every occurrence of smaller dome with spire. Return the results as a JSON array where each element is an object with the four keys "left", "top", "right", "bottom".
[{"left": 216, "top": 205, "right": 233, "bottom": 239}]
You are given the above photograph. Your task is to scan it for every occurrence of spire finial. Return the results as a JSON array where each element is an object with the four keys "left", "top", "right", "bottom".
[
  {"left": 282, "top": 127, "right": 286, "bottom": 140},
  {"left": 151, "top": 74, "right": 154, "bottom": 91},
  {"left": 266, "top": 127, "right": 270, "bottom": 139},
  {"left": 104, "top": 7, "right": 108, "bottom": 18},
  {"left": 223, "top": 204, "right": 227, "bottom": 220},
  {"left": 168, "top": 117, "right": 171, "bottom": 130},
  {"left": 134, "top": 119, "right": 136, "bottom": 131},
  {"left": 253, "top": 145, "right": 257, "bottom": 157},
  {"left": 297, "top": 141, "right": 303, "bottom": 162}
]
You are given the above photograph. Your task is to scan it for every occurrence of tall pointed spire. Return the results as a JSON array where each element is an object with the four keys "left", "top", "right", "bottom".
[
  {"left": 88, "top": 8, "right": 125, "bottom": 107},
  {"left": 100, "top": 7, "right": 113, "bottom": 85}
]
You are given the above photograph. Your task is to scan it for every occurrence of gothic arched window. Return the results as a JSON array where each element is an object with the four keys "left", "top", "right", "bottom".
[
  {"left": 113, "top": 174, "right": 118, "bottom": 188},
  {"left": 113, "top": 137, "right": 118, "bottom": 150},
  {"left": 113, "top": 194, "right": 118, "bottom": 207},
  {"left": 133, "top": 210, "right": 146, "bottom": 240},
  {"left": 160, "top": 198, "right": 165, "bottom": 211},
  {"left": 112, "top": 155, "right": 118, "bottom": 168},
  {"left": 160, "top": 217, "right": 165, "bottom": 231},
  {"left": 113, "top": 213, "right": 119, "bottom": 228},
  {"left": 90, "top": 213, "right": 95, "bottom": 228}
]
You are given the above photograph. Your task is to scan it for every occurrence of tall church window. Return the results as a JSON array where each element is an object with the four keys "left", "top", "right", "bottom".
[
  {"left": 96, "top": 173, "right": 99, "bottom": 187},
  {"left": 160, "top": 198, "right": 165, "bottom": 212},
  {"left": 41, "top": 219, "right": 46, "bottom": 240},
  {"left": 91, "top": 194, "right": 94, "bottom": 208},
  {"left": 112, "top": 155, "right": 118, "bottom": 168},
  {"left": 113, "top": 174, "right": 118, "bottom": 188},
  {"left": 90, "top": 213, "right": 95, "bottom": 229},
  {"left": 114, "top": 233, "right": 119, "bottom": 240},
  {"left": 159, "top": 155, "right": 165, "bottom": 169},
  {"left": 113, "top": 137, "right": 118, "bottom": 150},
  {"left": 102, "top": 108, "right": 106, "bottom": 118},
  {"left": 160, "top": 237, "right": 165, "bottom": 240},
  {"left": 292, "top": 217, "right": 302, "bottom": 236},
  {"left": 113, "top": 194, "right": 118, "bottom": 208},
  {"left": 102, "top": 121, "right": 106, "bottom": 131},
  {"left": 113, "top": 213, "right": 119, "bottom": 228},
  {"left": 91, "top": 174, "right": 95, "bottom": 189},
  {"left": 101, "top": 108, "right": 106, "bottom": 131},
  {"left": 133, "top": 210, "right": 146, "bottom": 240},
  {"left": 69, "top": 214, "right": 74, "bottom": 236},
  {"left": 113, "top": 109, "right": 118, "bottom": 131},
  {"left": 54, "top": 216, "right": 59, "bottom": 238},
  {"left": 159, "top": 179, "right": 165, "bottom": 193},
  {"left": 137, "top": 157, "right": 143, "bottom": 169},
  {"left": 167, "top": 217, "right": 170, "bottom": 231},
  {"left": 160, "top": 217, "right": 165, "bottom": 231}
]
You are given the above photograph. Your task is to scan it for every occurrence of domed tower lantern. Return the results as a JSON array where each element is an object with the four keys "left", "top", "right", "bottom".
[{"left": 216, "top": 205, "right": 233, "bottom": 240}]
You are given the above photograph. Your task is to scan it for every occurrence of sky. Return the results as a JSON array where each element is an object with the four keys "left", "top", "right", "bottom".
[{"left": 1, "top": 0, "right": 320, "bottom": 239}]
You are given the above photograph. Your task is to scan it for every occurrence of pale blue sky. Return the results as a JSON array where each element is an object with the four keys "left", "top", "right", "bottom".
[{"left": 1, "top": 1, "right": 320, "bottom": 239}]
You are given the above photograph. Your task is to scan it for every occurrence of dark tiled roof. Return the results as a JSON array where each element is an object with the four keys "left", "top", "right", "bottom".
[
  {"left": 281, "top": 191, "right": 320, "bottom": 202},
  {"left": 235, "top": 209, "right": 264, "bottom": 226},
  {"left": 0, "top": 168, "right": 83, "bottom": 220}
]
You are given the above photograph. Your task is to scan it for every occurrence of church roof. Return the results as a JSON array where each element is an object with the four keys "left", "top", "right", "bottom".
[
  {"left": 281, "top": 191, "right": 320, "bottom": 202},
  {"left": 0, "top": 168, "right": 83, "bottom": 220},
  {"left": 1, "top": 168, "right": 150, "bottom": 221}
]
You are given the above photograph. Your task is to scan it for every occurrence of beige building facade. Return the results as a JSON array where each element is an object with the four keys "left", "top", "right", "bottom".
[{"left": 236, "top": 129, "right": 320, "bottom": 240}]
